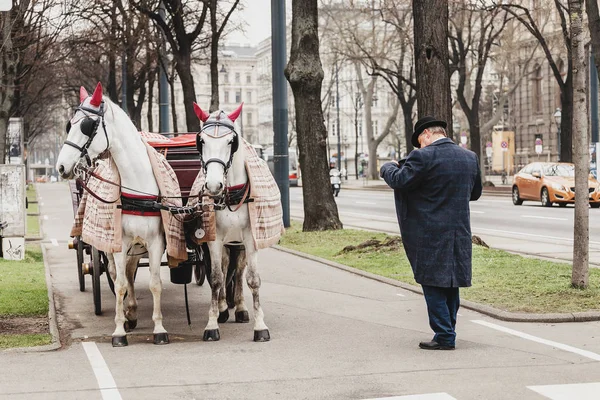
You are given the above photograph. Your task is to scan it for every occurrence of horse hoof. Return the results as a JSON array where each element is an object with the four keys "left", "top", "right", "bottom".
[
  {"left": 218, "top": 309, "right": 229, "bottom": 323},
  {"left": 112, "top": 336, "right": 128, "bottom": 347},
  {"left": 235, "top": 310, "right": 249, "bottom": 323},
  {"left": 124, "top": 319, "right": 137, "bottom": 332},
  {"left": 153, "top": 332, "right": 169, "bottom": 345},
  {"left": 254, "top": 329, "right": 270, "bottom": 342},
  {"left": 203, "top": 329, "right": 220, "bottom": 341}
]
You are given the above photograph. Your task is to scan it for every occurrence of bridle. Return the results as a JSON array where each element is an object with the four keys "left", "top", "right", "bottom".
[
  {"left": 64, "top": 101, "right": 109, "bottom": 167},
  {"left": 196, "top": 120, "right": 240, "bottom": 177}
]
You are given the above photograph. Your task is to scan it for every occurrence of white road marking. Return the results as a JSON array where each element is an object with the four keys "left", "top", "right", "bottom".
[
  {"left": 51, "top": 239, "right": 58, "bottom": 247},
  {"left": 472, "top": 227, "right": 600, "bottom": 246},
  {"left": 356, "top": 201, "right": 378, "bottom": 205},
  {"left": 522, "top": 215, "right": 568, "bottom": 221},
  {"left": 457, "top": 313, "right": 463, "bottom": 317},
  {"left": 362, "top": 394, "right": 457, "bottom": 400},
  {"left": 82, "top": 342, "right": 123, "bottom": 400},
  {"left": 43, "top": 215, "right": 48, "bottom": 220},
  {"left": 396, "top": 293, "right": 405, "bottom": 297},
  {"left": 528, "top": 382, "right": 600, "bottom": 400},
  {"left": 471, "top": 210, "right": 485, "bottom": 214},
  {"left": 472, "top": 320, "right": 600, "bottom": 361}
]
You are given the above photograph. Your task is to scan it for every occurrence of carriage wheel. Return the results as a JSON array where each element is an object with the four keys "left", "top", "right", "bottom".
[
  {"left": 76, "top": 236, "right": 85, "bottom": 292},
  {"left": 91, "top": 248, "right": 102, "bottom": 316}
]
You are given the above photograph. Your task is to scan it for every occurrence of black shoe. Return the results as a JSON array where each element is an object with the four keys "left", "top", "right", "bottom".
[{"left": 419, "top": 340, "right": 455, "bottom": 350}]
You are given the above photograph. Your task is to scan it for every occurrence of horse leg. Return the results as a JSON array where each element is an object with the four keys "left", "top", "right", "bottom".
[
  {"left": 217, "top": 247, "right": 230, "bottom": 323},
  {"left": 111, "top": 238, "right": 131, "bottom": 347},
  {"left": 234, "top": 249, "right": 249, "bottom": 323},
  {"left": 124, "top": 255, "right": 141, "bottom": 331},
  {"left": 204, "top": 242, "right": 224, "bottom": 341},
  {"left": 148, "top": 237, "right": 168, "bottom": 345},
  {"left": 243, "top": 238, "right": 269, "bottom": 342}
]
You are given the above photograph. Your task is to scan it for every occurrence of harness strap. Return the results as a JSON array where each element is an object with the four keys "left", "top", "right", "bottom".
[{"left": 228, "top": 182, "right": 251, "bottom": 212}]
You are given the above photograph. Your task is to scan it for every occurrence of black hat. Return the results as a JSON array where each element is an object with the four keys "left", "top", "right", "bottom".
[{"left": 412, "top": 116, "right": 447, "bottom": 148}]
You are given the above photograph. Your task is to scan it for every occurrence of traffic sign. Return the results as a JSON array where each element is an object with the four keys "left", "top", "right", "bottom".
[{"left": 501, "top": 141, "right": 508, "bottom": 152}]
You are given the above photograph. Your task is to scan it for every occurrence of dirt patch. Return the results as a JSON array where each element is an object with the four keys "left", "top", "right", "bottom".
[
  {"left": 339, "top": 236, "right": 403, "bottom": 254},
  {"left": 0, "top": 316, "right": 49, "bottom": 335},
  {"left": 339, "top": 235, "right": 489, "bottom": 254}
]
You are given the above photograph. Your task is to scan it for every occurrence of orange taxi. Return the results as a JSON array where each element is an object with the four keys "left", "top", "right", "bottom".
[{"left": 512, "top": 162, "right": 600, "bottom": 207}]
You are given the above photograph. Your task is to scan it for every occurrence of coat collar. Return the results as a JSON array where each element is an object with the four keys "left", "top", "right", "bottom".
[{"left": 427, "top": 137, "right": 455, "bottom": 148}]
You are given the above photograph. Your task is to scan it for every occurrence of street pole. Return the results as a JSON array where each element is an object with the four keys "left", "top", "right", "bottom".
[
  {"left": 121, "top": 52, "right": 127, "bottom": 114},
  {"left": 558, "top": 125, "right": 561, "bottom": 162},
  {"left": 271, "top": 0, "right": 290, "bottom": 227},
  {"left": 158, "top": 2, "right": 170, "bottom": 133},
  {"left": 591, "top": 50, "right": 599, "bottom": 143},
  {"left": 336, "top": 63, "right": 341, "bottom": 170}
]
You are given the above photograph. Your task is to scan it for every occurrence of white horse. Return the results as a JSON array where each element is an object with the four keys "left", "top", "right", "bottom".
[
  {"left": 194, "top": 103, "right": 270, "bottom": 342},
  {"left": 56, "top": 83, "right": 169, "bottom": 347}
]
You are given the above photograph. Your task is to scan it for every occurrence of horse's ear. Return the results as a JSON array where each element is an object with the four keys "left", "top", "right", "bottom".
[
  {"left": 193, "top": 102, "right": 210, "bottom": 122},
  {"left": 89, "top": 82, "right": 103, "bottom": 107},
  {"left": 79, "top": 87, "right": 89, "bottom": 103},
  {"left": 228, "top": 103, "right": 244, "bottom": 122}
]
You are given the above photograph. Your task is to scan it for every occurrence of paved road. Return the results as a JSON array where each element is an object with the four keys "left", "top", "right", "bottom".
[
  {"left": 290, "top": 186, "right": 600, "bottom": 265},
  {"left": 2, "top": 182, "right": 600, "bottom": 400}
]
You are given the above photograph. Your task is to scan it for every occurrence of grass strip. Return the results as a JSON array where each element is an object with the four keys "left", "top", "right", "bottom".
[
  {"left": 0, "top": 334, "right": 52, "bottom": 349},
  {"left": 279, "top": 222, "right": 600, "bottom": 314},
  {"left": 0, "top": 246, "right": 48, "bottom": 317}
]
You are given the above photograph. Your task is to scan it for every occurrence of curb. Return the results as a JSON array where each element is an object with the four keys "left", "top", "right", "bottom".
[
  {"left": 272, "top": 245, "right": 600, "bottom": 323},
  {"left": 3, "top": 184, "right": 61, "bottom": 353}
]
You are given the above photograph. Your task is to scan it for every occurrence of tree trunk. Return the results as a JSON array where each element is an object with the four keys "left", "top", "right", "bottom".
[
  {"left": 209, "top": 0, "right": 220, "bottom": 112},
  {"left": 413, "top": 0, "right": 453, "bottom": 137},
  {"left": 147, "top": 67, "right": 156, "bottom": 132},
  {"left": 285, "top": 0, "right": 342, "bottom": 231},
  {"left": 400, "top": 97, "right": 416, "bottom": 156},
  {"left": 570, "top": 0, "right": 589, "bottom": 288},
  {"left": 169, "top": 71, "right": 178, "bottom": 133},
  {"left": 175, "top": 54, "right": 200, "bottom": 132},
  {"left": 586, "top": 0, "right": 600, "bottom": 77},
  {"left": 0, "top": 11, "right": 16, "bottom": 164}
]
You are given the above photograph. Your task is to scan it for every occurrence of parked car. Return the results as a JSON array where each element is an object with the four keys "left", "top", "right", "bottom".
[{"left": 512, "top": 162, "right": 600, "bottom": 207}]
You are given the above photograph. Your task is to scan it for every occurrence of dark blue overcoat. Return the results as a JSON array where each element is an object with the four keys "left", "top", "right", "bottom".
[{"left": 380, "top": 138, "right": 482, "bottom": 287}]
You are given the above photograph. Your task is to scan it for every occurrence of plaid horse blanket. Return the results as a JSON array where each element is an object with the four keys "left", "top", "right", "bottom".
[
  {"left": 71, "top": 140, "right": 187, "bottom": 266},
  {"left": 188, "top": 139, "right": 284, "bottom": 249}
]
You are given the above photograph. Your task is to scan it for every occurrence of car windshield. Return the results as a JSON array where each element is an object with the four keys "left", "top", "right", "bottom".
[{"left": 543, "top": 164, "right": 574, "bottom": 177}]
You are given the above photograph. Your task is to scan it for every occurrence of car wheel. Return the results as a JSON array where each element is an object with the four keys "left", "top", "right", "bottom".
[
  {"left": 558, "top": 203, "right": 567, "bottom": 208},
  {"left": 591, "top": 203, "right": 600, "bottom": 209},
  {"left": 512, "top": 186, "right": 523, "bottom": 205},
  {"left": 541, "top": 188, "right": 552, "bottom": 207}
]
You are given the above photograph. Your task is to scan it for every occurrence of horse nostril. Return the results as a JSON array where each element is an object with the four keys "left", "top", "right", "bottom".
[{"left": 58, "top": 165, "right": 65, "bottom": 174}]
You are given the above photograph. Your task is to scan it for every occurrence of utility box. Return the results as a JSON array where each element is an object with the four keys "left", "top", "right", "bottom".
[{"left": 0, "top": 165, "right": 26, "bottom": 260}]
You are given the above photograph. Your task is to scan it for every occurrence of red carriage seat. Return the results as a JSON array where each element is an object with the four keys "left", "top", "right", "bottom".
[{"left": 140, "top": 132, "right": 200, "bottom": 202}]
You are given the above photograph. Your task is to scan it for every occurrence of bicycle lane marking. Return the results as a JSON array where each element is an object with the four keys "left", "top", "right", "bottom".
[{"left": 82, "top": 342, "right": 123, "bottom": 400}]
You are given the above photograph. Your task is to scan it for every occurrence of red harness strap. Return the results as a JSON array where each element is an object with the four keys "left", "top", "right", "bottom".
[{"left": 121, "top": 192, "right": 162, "bottom": 217}]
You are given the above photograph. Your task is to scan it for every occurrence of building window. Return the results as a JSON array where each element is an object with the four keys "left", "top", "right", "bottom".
[
  {"left": 224, "top": 73, "right": 229, "bottom": 84},
  {"left": 247, "top": 112, "right": 252, "bottom": 125},
  {"left": 224, "top": 91, "right": 230, "bottom": 103},
  {"left": 246, "top": 74, "right": 252, "bottom": 84},
  {"left": 235, "top": 90, "right": 242, "bottom": 103},
  {"left": 246, "top": 91, "right": 252, "bottom": 102},
  {"left": 372, "top": 93, "right": 378, "bottom": 107},
  {"left": 372, "top": 120, "right": 379, "bottom": 137},
  {"left": 531, "top": 64, "right": 542, "bottom": 114},
  {"left": 235, "top": 72, "right": 241, "bottom": 83}
]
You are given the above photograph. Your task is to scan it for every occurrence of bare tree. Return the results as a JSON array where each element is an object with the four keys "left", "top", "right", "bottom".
[
  {"left": 413, "top": 0, "right": 453, "bottom": 129},
  {"left": 570, "top": 0, "right": 589, "bottom": 288},
  {"left": 497, "top": 1, "right": 574, "bottom": 162},
  {"left": 135, "top": 0, "right": 210, "bottom": 132},
  {"left": 208, "top": 0, "right": 241, "bottom": 112},
  {"left": 285, "top": 0, "right": 343, "bottom": 231}
]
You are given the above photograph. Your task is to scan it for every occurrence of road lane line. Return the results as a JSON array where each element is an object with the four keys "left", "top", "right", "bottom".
[
  {"left": 472, "top": 320, "right": 600, "bottom": 361},
  {"left": 396, "top": 293, "right": 405, "bottom": 297},
  {"left": 356, "top": 201, "right": 378, "bottom": 205},
  {"left": 472, "top": 227, "right": 600, "bottom": 246},
  {"left": 362, "top": 394, "right": 457, "bottom": 400},
  {"left": 471, "top": 210, "right": 484, "bottom": 214},
  {"left": 51, "top": 238, "right": 58, "bottom": 247},
  {"left": 522, "top": 215, "right": 568, "bottom": 221},
  {"left": 82, "top": 342, "right": 123, "bottom": 400},
  {"left": 528, "top": 382, "right": 600, "bottom": 399}
]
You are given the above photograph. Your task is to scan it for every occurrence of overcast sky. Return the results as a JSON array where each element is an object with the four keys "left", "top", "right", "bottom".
[{"left": 226, "top": 0, "right": 292, "bottom": 46}]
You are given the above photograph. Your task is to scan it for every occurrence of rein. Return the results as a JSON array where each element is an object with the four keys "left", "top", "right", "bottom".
[{"left": 64, "top": 103, "right": 110, "bottom": 167}]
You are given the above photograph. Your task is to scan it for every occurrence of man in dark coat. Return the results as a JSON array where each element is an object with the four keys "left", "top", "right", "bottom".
[{"left": 380, "top": 116, "right": 482, "bottom": 350}]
